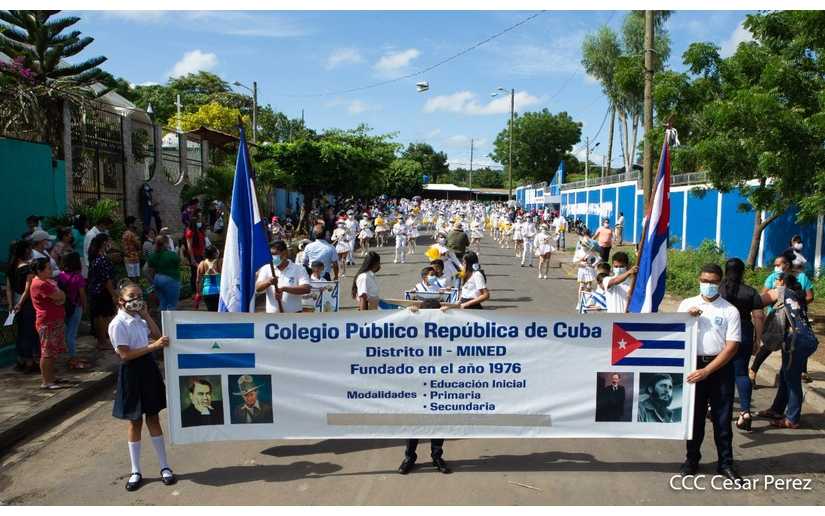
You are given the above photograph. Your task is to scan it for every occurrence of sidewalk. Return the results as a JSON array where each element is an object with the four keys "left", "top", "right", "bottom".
[{"left": 557, "top": 249, "right": 825, "bottom": 416}]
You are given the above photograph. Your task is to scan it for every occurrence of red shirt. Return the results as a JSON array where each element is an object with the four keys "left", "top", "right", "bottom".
[
  {"left": 31, "top": 277, "right": 65, "bottom": 325},
  {"left": 184, "top": 227, "right": 206, "bottom": 258}
]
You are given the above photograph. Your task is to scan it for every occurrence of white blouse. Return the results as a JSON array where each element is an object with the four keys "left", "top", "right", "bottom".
[
  {"left": 356, "top": 271, "right": 380, "bottom": 299},
  {"left": 108, "top": 310, "right": 150, "bottom": 351},
  {"left": 461, "top": 271, "right": 487, "bottom": 300}
]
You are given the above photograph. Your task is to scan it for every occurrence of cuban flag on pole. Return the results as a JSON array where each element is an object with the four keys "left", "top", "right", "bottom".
[
  {"left": 218, "top": 127, "right": 271, "bottom": 312},
  {"left": 627, "top": 129, "right": 675, "bottom": 313}
]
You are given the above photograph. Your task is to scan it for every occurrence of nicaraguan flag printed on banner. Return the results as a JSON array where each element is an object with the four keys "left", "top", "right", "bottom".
[
  {"left": 218, "top": 128, "right": 271, "bottom": 312},
  {"left": 627, "top": 132, "right": 672, "bottom": 313}
]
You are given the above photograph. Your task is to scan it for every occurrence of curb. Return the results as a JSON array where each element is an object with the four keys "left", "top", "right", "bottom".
[{"left": 0, "top": 365, "right": 118, "bottom": 454}]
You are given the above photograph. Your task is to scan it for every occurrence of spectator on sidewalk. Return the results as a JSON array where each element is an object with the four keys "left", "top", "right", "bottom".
[
  {"left": 50, "top": 227, "right": 74, "bottom": 262},
  {"left": 615, "top": 212, "right": 625, "bottom": 246},
  {"left": 146, "top": 235, "right": 181, "bottom": 312},
  {"left": 87, "top": 233, "right": 117, "bottom": 351},
  {"left": 58, "top": 252, "right": 90, "bottom": 370},
  {"left": 196, "top": 246, "right": 222, "bottom": 312},
  {"left": 71, "top": 215, "right": 88, "bottom": 264},
  {"left": 30, "top": 258, "right": 67, "bottom": 390},
  {"left": 184, "top": 212, "right": 207, "bottom": 295},
  {"left": 6, "top": 240, "right": 39, "bottom": 373},
  {"left": 30, "top": 229, "right": 60, "bottom": 278},
  {"left": 122, "top": 216, "right": 142, "bottom": 281},
  {"left": 83, "top": 217, "right": 112, "bottom": 277}
]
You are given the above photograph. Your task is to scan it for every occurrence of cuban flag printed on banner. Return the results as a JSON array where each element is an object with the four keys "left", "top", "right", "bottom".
[
  {"left": 611, "top": 322, "right": 686, "bottom": 367},
  {"left": 218, "top": 128, "right": 271, "bottom": 312},
  {"left": 627, "top": 130, "right": 674, "bottom": 313}
]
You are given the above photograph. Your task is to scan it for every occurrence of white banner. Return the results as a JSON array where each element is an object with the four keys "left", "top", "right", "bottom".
[{"left": 163, "top": 310, "right": 697, "bottom": 444}]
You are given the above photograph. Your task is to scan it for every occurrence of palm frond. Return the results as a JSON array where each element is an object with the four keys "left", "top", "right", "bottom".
[{"left": 44, "top": 15, "right": 80, "bottom": 36}]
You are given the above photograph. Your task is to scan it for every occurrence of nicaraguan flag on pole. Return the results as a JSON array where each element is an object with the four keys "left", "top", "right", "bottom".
[
  {"left": 628, "top": 130, "right": 673, "bottom": 313},
  {"left": 218, "top": 127, "right": 271, "bottom": 312}
]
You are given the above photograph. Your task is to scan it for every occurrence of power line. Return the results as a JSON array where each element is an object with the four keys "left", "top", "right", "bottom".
[{"left": 273, "top": 11, "right": 547, "bottom": 98}]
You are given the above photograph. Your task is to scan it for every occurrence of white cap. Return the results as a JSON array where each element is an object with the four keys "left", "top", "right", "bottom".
[{"left": 29, "top": 229, "right": 55, "bottom": 243}]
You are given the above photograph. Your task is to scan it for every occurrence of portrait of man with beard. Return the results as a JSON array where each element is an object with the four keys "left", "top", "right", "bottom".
[{"left": 638, "top": 373, "right": 682, "bottom": 423}]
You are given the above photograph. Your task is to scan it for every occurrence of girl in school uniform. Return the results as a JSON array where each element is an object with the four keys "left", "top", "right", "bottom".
[
  {"left": 332, "top": 220, "right": 351, "bottom": 277},
  {"left": 109, "top": 282, "right": 176, "bottom": 491},
  {"left": 457, "top": 251, "right": 489, "bottom": 309},
  {"left": 470, "top": 219, "right": 483, "bottom": 254},
  {"left": 358, "top": 216, "right": 374, "bottom": 257},
  {"left": 533, "top": 224, "right": 556, "bottom": 280}
]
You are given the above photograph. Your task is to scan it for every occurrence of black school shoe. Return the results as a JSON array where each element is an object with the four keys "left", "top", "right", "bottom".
[
  {"left": 432, "top": 457, "right": 452, "bottom": 474},
  {"left": 125, "top": 472, "right": 142, "bottom": 491},
  {"left": 160, "top": 467, "right": 177, "bottom": 486},
  {"left": 398, "top": 457, "right": 416, "bottom": 475}
]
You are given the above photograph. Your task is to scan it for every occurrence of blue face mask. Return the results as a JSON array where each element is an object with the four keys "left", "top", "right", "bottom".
[
  {"left": 272, "top": 255, "right": 282, "bottom": 267},
  {"left": 700, "top": 282, "right": 719, "bottom": 298},
  {"left": 427, "top": 275, "right": 438, "bottom": 286}
]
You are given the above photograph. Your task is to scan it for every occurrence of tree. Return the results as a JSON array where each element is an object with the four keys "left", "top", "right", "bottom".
[
  {"left": 490, "top": 109, "right": 582, "bottom": 184},
  {"left": 401, "top": 143, "right": 449, "bottom": 183},
  {"left": 257, "top": 105, "right": 316, "bottom": 143},
  {"left": 0, "top": 10, "right": 105, "bottom": 151},
  {"left": 581, "top": 26, "right": 621, "bottom": 183},
  {"left": 167, "top": 101, "right": 250, "bottom": 136},
  {"left": 651, "top": 11, "right": 825, "bottom": 268},
  {"left": 384, "top": 159, "right": 424, "bottom": 198}
]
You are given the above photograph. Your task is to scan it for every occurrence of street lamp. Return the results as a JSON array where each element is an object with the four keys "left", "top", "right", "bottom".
[
  {"left": 491, "top": 87, "right": 515, "bottom": 200},
  {"left": 233, "top": 80, "right": 258, "bottom": 143}
]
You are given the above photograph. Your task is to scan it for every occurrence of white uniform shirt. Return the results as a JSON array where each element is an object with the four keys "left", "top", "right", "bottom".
[
  {"left": 602, "top": 275, "right": 630, "bottom": 313},
  {"left": 108, "top": 310, "right": 150, "bottom": 351},
  {"left": 677, "top": 295, "right": 741, "bottom": 356},
  {"left": 461, "top": 270, "right": 487, "bottom": 300},
  {"left": 257, "top": 261, "right": 310, "bottom": 313},
  {"left": 522, "top": 222, "right": 537, "bottom": 239},
  {"left": 616, "top": 215, "right": 625, "bottom": 227},
  {"left": 355, "top": 271, "right": 380, "bottom": 300},
  {"left": 392, "top": 223, "right": 408, "bottom": 246}
]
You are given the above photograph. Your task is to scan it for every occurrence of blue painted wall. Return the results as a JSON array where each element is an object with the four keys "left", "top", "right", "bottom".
[
  {"left": 763, "top": 207, "right": 817, "bottom": 272},
  {"left": 618, "top": 185, "right": 635, "bottom": 230},
  {"left": 635, "top": 193, "right": 644, "bottom": 243},
  {"left": 587, "top": 189, "right": 600, "bottom": 232},
  {"left": 670, "top": 191, "right": 685, "bottom": 249},
  {"left": 685, "top": 189, "right": 718, "bottom": 249},
  {"left": 720, "top": 190, "right": 757, "bottom": 260}
]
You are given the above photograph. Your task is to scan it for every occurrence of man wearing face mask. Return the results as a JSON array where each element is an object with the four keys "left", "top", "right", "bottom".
[
  {"left": 601, "top": 252, "right": 639, "bottom": 313},
  {"left": 255, "top": 240, "right": 311, "bottom": 314},
  {"left": 677, "top": 263, "right": 742, "bottom": 481}
]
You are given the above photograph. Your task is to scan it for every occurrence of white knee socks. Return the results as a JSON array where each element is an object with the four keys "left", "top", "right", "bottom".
[
  {"left": 152, "top": 435, "right": 170, "bottom": 472},
  {"left": 128, "top": 441, "right": 141, "bottom": 474}
]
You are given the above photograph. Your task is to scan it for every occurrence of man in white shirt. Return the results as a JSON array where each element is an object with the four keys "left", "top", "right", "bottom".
[
  {"left": 256, "top": 241, "right": 311, "bottom": 314},
  {"left": 82, "top": 217, "right": 112, "bottom": 277},
  {"left": 520, "top": 217, "right": 537, "bottom": 267},
  {"left": 615, "top": 212, "right": 625, "bottom": 246},
  {"left": 553, "top": 214, "right": 567, "bottom": 249},
  {"left": 677, "top": 263, "right": 742, "bottom": 482},
  {"left": 602, "top": 252, "right": 638, "bottom": 313},
  {"left": 29, "top": 230, "right": 61, "bottom": 277}
]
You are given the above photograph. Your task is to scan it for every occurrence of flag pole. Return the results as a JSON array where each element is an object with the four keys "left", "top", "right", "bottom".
[
  {"left": 625, "top": 122, "right": 670, "bottom": 312},
  {"left": 239, "top": 117, "right": 284, "bottom": 313}
]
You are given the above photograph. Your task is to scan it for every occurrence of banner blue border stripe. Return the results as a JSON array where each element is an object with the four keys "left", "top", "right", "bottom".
[
  {"left": 177, "top": 353, "right": 255, "bottom": 369},
  {"left": 616, "top": 323, "right": 685, "bottom": 333},
  {"left": 616, "top": 357, "right": 684, "bottom": 367},
  {"left": 640, "top": 340, "right": 685, "bottom": 350},
  {"left": 176, "top": 323, "right": 254, "bottom": 339}
]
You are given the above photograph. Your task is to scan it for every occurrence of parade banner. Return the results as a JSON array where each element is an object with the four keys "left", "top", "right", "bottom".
[
  {"left": 302, "top": 280, "right": 340, "bottom": 312},
  {"left": 163, "top": 310, "right": 697, "bottom": 445}
]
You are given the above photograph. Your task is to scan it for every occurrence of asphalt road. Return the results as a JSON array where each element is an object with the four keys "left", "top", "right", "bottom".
[{"left": 1, "top": 233, "right": 823, "bottom": 505}]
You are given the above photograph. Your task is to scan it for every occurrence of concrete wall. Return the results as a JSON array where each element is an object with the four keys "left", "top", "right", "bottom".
[{"left": 0, "top": 138, "right": 67, "bottom": 257}]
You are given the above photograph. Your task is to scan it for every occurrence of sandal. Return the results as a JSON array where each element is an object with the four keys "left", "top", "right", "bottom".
[
  {"left": 40, "top": 383, "right": 68, "bottom": 390},
  {"left": 735, "top": 411, "right": 752, "bottom": 432},
  {"left": 801, "top": 372, "right": 813, "bottom": 383},
  {"left": 770, "top": 418, "right": 800, "bottom": 429},
  {"left": 756, "top": 409, "right": 784, "bottom": 419}
]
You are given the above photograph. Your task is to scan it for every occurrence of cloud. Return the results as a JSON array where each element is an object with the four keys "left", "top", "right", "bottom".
[
  {"left": 325, "top": 48, "right": 364, "bottom": 70},
  {"left": 445, "top": 135, "right": 487, "bottom": 149},
  {"left": 487, "top": 31, "right": 587, "bottom": 77},
  {"left": 424, "top": 90, "right": 541, "bottom": 116},
  {"left": 101, "top": 11, "right": 308, "bottom": 38},
  {"left": 347, "top": 100, "right": 373, "bottom": 115},
  {"left": 374, "top": 48, "right": 420, "bottom": 74},
  {"left": 720, "top": 22, "right": 754, "bottom": 58},
  {"left": 168, "top": 50, "right": 218, "bottom": 78}
]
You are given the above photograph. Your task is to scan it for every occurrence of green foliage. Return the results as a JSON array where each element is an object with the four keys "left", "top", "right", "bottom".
[
  {"left": 448, "top": 167, "right": 505, "bottom": 188},
  {"left": 666, "top": 240, "right": 725, "bottom": 298},
  {"left": 384, "top": 159, "right": 423, "bottom": 198},
  {"left": 490, "top": 109, "right": 582, "bottom": 184},
  {"left": 187, "top": 165, "right": 236, "bottom": 209},
  {"left": 401, "top": 142, "right": 449, "bottom": 184},
  {"left": 0, "top": 10, "right": 106, "bottom": 85}
]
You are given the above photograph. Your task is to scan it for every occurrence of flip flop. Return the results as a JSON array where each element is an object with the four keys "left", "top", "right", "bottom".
[{"left": 40, "top": 383, "right": 68, "bottom": 390}]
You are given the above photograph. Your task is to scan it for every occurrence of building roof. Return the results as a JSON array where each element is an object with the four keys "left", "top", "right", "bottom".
[
  {"left": 184, "top": 126, "right": 241, "bottom": 147},
  {"left": 472, "top": 187, "right": 509, "bottom": 195},
  {"left": 423, "top": 183, "right": 472, "bottom": 192}
]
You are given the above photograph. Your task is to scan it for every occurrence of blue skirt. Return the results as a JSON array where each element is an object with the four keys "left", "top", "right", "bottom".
[{"left": 112, "top": 353, "right": 167, "bottom": 420}]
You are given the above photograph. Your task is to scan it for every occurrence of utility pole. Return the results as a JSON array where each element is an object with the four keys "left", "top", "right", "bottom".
[
  {"left": 585, "top": 135, "right": 590, "bottom": 186},
  {"left": 469, "top": 138, "right": 474, "bottom": 189},
  {"left": 602, "top": 154, "right": 607, "bottom": 179},
  {"left": 508, "top": 88, "right": 514, "bottom": 200},
  {"left": 642, "top": 10, "right": 655, "bottom": 209},
  {"left": 174, "top": 94, "right": 183, "bottom": 133},
  {"left": 252, "top": 81, "right": 258, "bottom": 144}
]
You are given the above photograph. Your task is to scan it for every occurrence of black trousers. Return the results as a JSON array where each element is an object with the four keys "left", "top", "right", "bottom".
[
  {"left": 687, "top": 359, "right": 734, "bottom": 468},
  {"left": 405, "top": 439, "right": 444, "bottom": 460}
]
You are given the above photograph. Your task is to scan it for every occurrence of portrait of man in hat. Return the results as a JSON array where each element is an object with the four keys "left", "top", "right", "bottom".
[{"left": 229, "top": 374, "right": 274, "bottom": 424}]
